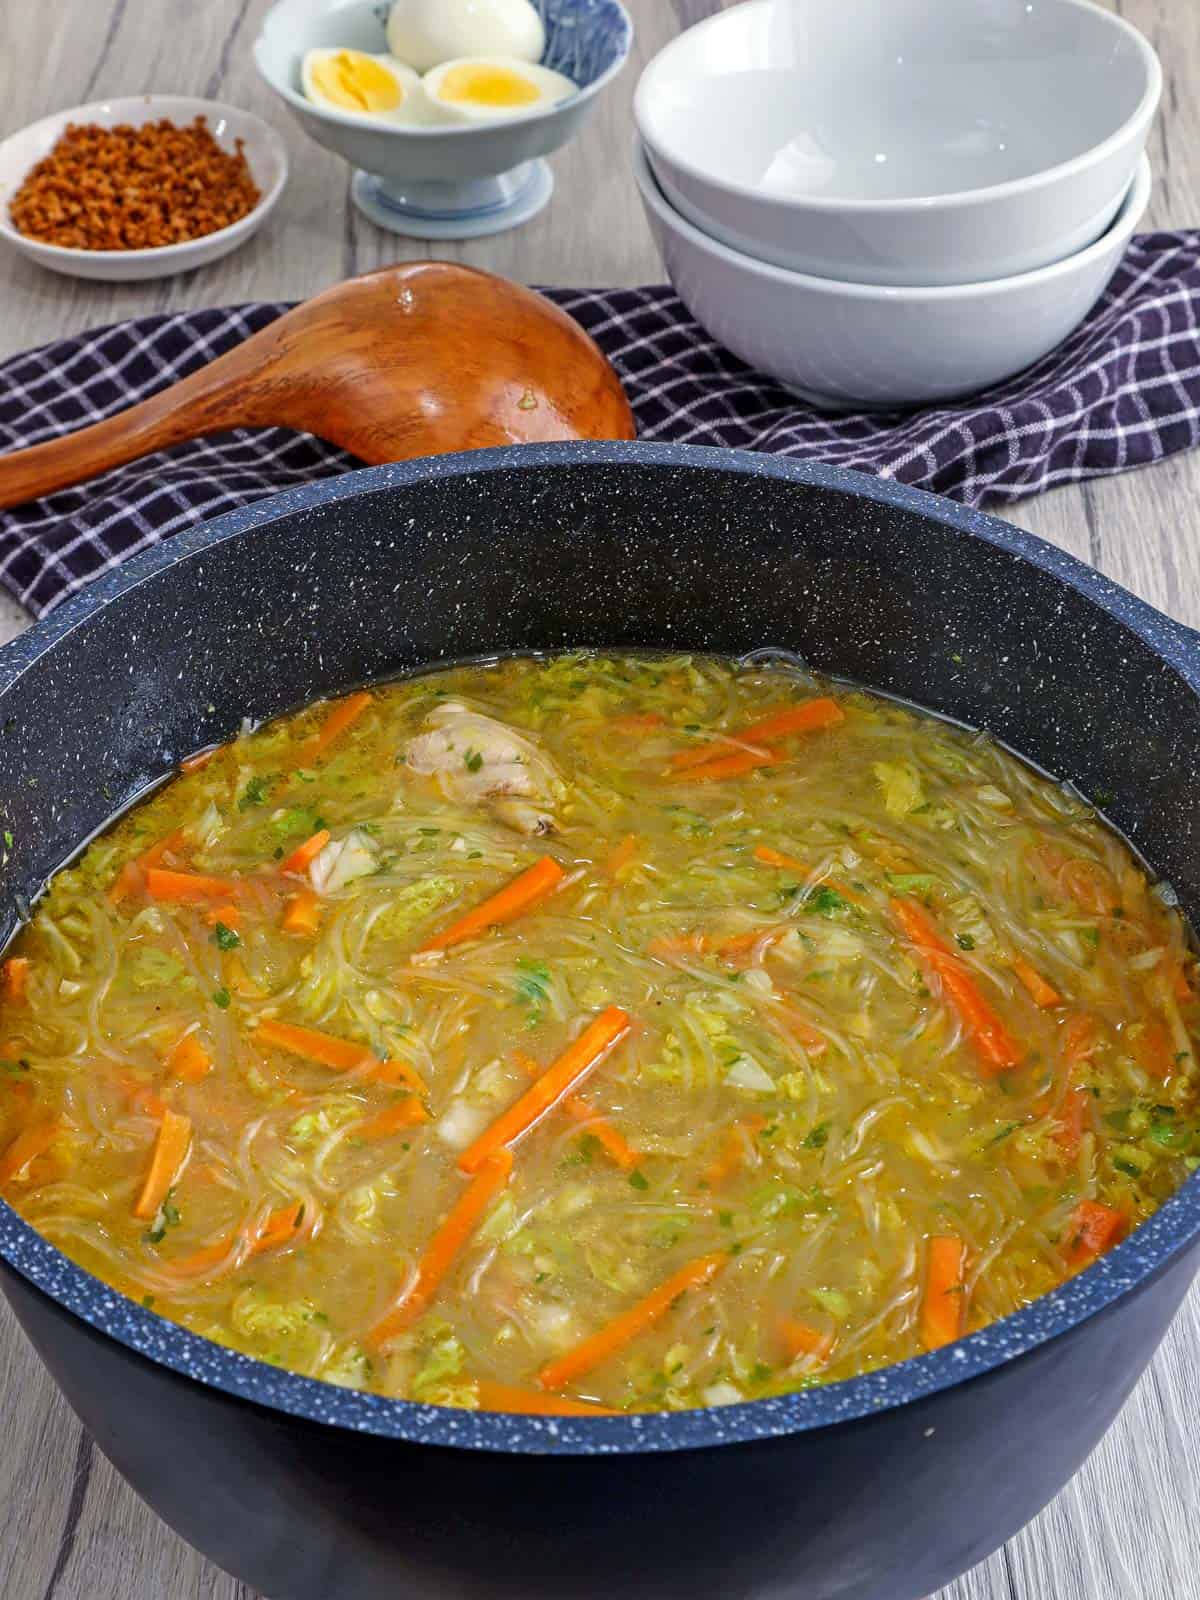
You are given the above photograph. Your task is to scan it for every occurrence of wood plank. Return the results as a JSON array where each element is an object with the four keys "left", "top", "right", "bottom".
[{"left": 2, "top": 2, "right": 1200, "bottom": 1597}]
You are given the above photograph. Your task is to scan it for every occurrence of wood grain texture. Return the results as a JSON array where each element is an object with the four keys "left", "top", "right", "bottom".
[{"left": 0, "top": 1, "right": 1198, "bottom": 1596}]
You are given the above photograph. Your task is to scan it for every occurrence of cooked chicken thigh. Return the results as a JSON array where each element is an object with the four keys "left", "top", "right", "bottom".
[{"left": 403, "top": 702, "right": 563, "bottom": 834}]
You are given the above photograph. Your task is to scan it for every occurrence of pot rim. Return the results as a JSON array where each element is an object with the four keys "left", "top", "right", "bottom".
[{"left": 3, "top": 439, "right": 1198, "bottom": 1456}]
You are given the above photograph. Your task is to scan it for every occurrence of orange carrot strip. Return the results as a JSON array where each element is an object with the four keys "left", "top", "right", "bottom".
[
  {"left": 668, "top": 747, "right": 780, "bottom": 784},
  {"left": 1132, "top": 1020, "right": 1174, "bottom": 1080},
  {"left": 604, "top": 834, "right": 640, "bottom": 880},
  {"left": 163, "top": 1200, "right": 312, "bottom": 1279},
  {"left": 357, "top": 1098, "right": 428, "bottom": 1140},
  {"left": 704, "top": 1116, "right": 767, "bottom": 1189},
  {"left": 281, "top": 829, "right": 330, "bottom": 876},
  {"left": 133, "top": 1109, "right": 192, "bottom": 1220},
  {"left": 736, "top": 697, "right": 846, "bottom": 747},
  {"left": 1054, "top": 1086, "right": 1090, "bottom": 1158},
  {"left": 1064, "top": 1198, "right": 1128, "bottom": 1267},
  {"left": 306, "top": 690, "right": 372, "bottom": 761},
  {"left": 0, "top": 1120, "right": 60, "bottom": 1189},
  {"left": 459, "top": 1007, "right": 632, "bottom": 1174},
  {"left": 1035, "top": 846, "right": 1119, "bottom": 917},
  {"left": 253, "top": 1199, "right": 309, "bottom": 1254},
  {"left": 203, "top": 903, "right": 241, "bottom": 930},
  {"left": 169, "top": 1035, "right": 211, "bottom": 1084},
  {"left": 109, "top": 829, "right": 188, "bottom": 904},
  {"left": 180, "top": 745, "right": 224, "bottom": 773},
  {"left": 920, "top": 1235, "right": 969, "bottom": 1351},
  {"left": 145, "top": 867, "right": 242, "bottom": 903},
  {"left": 476, "top": 1380, "right": 619, "bottom": 1417},
  {"left": 671, "top": 698, "right": 844, "bottom": 772},
  {"left": 282, "top": 889, "right": 323, "bottom": 936},
  {"left": 539, "top": 1252, "right": 728, "bottom": 1391},
  {"left": 254, "top": 1019, "right": 426, "bottom": 1096},
  {"left": 610, "top": 712, "right": 664, "bottom": 733},
  {"left": 891, "top": 898, "right": 1021, "bottom": 1074},
  {"left": 512, "top": 1049, "right": 638, "bottom": 1170},
  {"left": 715, "top": 927, "right": 788, "bottom": 966},
  {"left": 120, "top": 1072, "right": 168, "bottom": 1119},
  {"left": 1012, "top": 956, "right": 1061, "bottom": 1009},
  {"left": 419, "top": 856, "right": 565, "bottom": 954},
  {"left": 3, "top": 957, "right": 30, "bottom": 1003},
  {"left": 778, "top": 1318, "right": 835, "bottom": 1364},
  {"left": 772, "top": 1002, "right": 829, "bottom": 1059},
  {"left": 368, "top": 1150, "right": 513, "bottom": 1348},
  {"left": 754, "top": 844, "right": 808, "bottom": 872},
  {"left": 647, "top": 932, "right": 710, "bottom": 963}
]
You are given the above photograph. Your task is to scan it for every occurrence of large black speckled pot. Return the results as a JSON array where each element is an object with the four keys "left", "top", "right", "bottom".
[{"left": 2, "top": 443, "right": 1199, "bottom": 1600}]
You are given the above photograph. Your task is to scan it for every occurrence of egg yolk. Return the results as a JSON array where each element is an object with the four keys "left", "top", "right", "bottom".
[
  {"left": 437, "top": 63, "right": 541, "bottom": 108},
  {"left": 312, "top": 50, "right": 404, "bottom": 113}
]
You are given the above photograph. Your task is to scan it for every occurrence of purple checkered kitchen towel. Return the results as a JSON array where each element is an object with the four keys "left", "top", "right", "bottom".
[{"left": 3, "top": 229, "right": 1200, "bottom": 618}]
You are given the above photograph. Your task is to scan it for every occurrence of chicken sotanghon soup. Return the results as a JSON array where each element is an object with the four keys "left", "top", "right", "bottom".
[{"left": 0, "top": 654, "right": 1195, "bottom": 1416}]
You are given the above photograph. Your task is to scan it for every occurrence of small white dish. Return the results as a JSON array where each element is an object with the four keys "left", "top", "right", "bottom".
[
  {"left": 254, "top": 0, "right": 632, "bottom": 239},
  {"left": 0, "top": 96, "right": 288, "bottom": 283},
  {"left": 633, "top": 136, "right": 1152, "bottom": 412},
  {"left": 635, "top": 0, "right": 1160, "bottom": 288}
]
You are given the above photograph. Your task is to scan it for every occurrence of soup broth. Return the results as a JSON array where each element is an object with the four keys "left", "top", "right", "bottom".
[{"left": 1, "top": 653, "right": 1196, "bottom": 1414}]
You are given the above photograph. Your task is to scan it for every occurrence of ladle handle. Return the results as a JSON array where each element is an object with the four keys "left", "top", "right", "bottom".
[{"left": 0, "top": 331, "right": 283, "bottom": 511}]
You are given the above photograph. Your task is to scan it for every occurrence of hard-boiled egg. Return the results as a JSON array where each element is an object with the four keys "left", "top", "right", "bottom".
[
  {"left": 423, "top": 56, "right": 575, "bottom": 124},
  {"left": 386, "top": 0, "right": 545, "bottom": 74},
  {"left": 301, "top": 48, "right": 423, "bottom": 123}
]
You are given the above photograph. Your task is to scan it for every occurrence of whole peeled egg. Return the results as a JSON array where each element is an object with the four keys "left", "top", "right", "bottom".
[{"left": 386, "top": 0, "right": 546, "bottom": 74}]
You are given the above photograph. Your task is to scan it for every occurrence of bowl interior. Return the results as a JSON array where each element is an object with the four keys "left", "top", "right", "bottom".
[
  {"left": 258, "top": 0, "right": 630, "bottom": 111},
  {"left": 0, "top": 95, "right": 286, "bottom": 252},
  {"left": 637, "top": 0, "right": 1156, "bottom": 205}
]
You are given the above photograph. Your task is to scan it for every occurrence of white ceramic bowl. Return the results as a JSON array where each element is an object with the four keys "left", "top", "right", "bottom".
[
  {"left": 635, "top": 0, "right": 1160, "bottom": 288},
  {"left": 0, "top": 96, "right": 288, "bottom": 283},
  {"left": 254, "top": 0, "right": 632, "bottom": 239},
  {"left": 634, "top": 136, "right": 1152, "bottom": 412}
]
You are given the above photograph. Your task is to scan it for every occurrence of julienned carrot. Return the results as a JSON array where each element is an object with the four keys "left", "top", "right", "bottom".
[
  {"left": 459, "top": 1007, "right": 632, "bottom": 1174},
  {"left": 170, "top": 1035, "right": 211, "bottom": 1084},
  {"left": 671, "top": 698, "right": 845, "bottom": 772},
  {"left": 306, "top": 690, "right": 372, "bottom": 761},
  {"left": 1054, "top": 1086, "right": 1090, "bottom": 1157},
  {"left": 133, "top": 1108, "right": 192, "bottom": 1220},
  {"left": 736, "top": 697, "right": 846, "bottom": 747},
  {"left": 253, "top": 1199, "right": 308, "bottom": 1253},
  {"left": 920, "top": 1235, "right": 969, "bottom": 1351},
  {"left": 716, "top": 926, "right": 787, "bottom": 965},
  {"left": 779, "top": 1318, "right": 835, "bottom": 1364},
  {"left": 610, "top": 712, "right": 663, "bottom": 733},
  {"left": 357, "top": 1098, "right": 428, "bottom": 1140},
  {"left": 773, "top": 1003, "right": 829, "bottom": 1059},
  {"left": 281, "top": 829, "right": 331, "bottom": 876},
  {"left": 1064, "top": 1198, "right": 1127, "bottom": 1267},
  {"left": 282, "top": 889, "right": 323, "bottom": 936},
  {"left": 254, "top": 1018, "right": 427, "bottom": 1096},
  {"left": 539, "top": 1252, "right": 728, "bottom": 1391},
  {"left": 891, "top": 898, "right": 1021, "bottom": 1074},
  {"left": 162, "top": 1199, "right": 312, "bottom": 1279},
  {"left": 604, "top": 834, "right": 640, "bottom": 880},
  {"left": 204, "top": 903, "right": 241, "bottom": 930},
  {"left": 110, "top": 829, "right": 188, "bottom": 903},
  {"left": 476, "top": 1380, "right": 619, "bottom": 1417},
  {"left": 0, "top": 1119, "right": 60, "bottom": 1189},
  {"left": 145, "top": 867, "right": 242, "bottom": 903},
  {"left": 3, "top": 957, "right": 30, "bottom": 1003},
  {"left": 513, "top": 1049, "right": 639, "bottom": 1170},
  {"left": 180, "top": 744, "right": 225, "bottom": 774},
  {"left": 1012, "top": 956, "right": 1061, "bottom": 1009},
  {"left": 419, "top": 856, "right": 565, "bottom": 954},
  {"left": 668, "top": 747, "right": 780, "bottom": 784},
  {"left": 120, "top": 1072, "right": 167, "bottom": 1119},
  {"left": 368, "top": 1150, "right": 513, "bottom": 1348},
  {"left": 704, "top": 1116, "right": 766, "bottom": 1189},
  {"left": 1132, "top": 1020, "right": 1174, "bottom": 1080}
]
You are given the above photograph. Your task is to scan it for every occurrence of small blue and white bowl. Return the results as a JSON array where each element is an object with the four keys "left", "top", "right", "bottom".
[{"left": 255, "top": 0, "right": 632, "bottom": 238}]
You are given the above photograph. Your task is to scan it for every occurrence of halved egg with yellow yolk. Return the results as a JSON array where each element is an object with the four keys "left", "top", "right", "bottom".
[
  {"left": 422, "top": 56, "right": 575, "bottom": 124},
  {"left": 301, "top": 48, "right": 424, "bottom": 123}
]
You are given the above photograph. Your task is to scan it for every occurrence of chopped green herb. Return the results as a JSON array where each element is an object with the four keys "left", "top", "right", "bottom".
[
  {"left": 956, "top": 933, "right": 976, "bottom": 950},
  {"left": 238, "top": 775, "right": 273, "bottom": 810},
  {"left": 212, "top": 987, "right": 232, "bottom": 1010},
  {"left": 463, "top": 748, "right": 484, "bottom": 774},
  {"left": 213, "top": 922, "right": 241, "bottom": 951},
  {"left": 803, "top": 1122, "right": 830, "bottom": 1149},
  {"left": 629, "top": 1168, "right": 649, "bottom": 1191}
]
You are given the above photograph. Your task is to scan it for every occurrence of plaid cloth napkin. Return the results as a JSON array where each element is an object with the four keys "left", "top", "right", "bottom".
[{"left": 2, "top": 229, "right": 1199, "bottom": 617}]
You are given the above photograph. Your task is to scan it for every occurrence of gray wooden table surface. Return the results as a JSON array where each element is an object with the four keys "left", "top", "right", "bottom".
[{"left": 1, "top": 1, "right": 1199, "bottom": 1596}]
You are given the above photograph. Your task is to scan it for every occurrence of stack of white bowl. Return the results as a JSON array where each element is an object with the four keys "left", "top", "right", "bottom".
[{"left": 633, "top": 0, "right": 1161, "bottom": 411}]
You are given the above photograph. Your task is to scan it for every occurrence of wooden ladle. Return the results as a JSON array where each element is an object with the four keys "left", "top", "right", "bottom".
[{"left": 0, "top": 262, "right": 636, "bottom": 509}]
